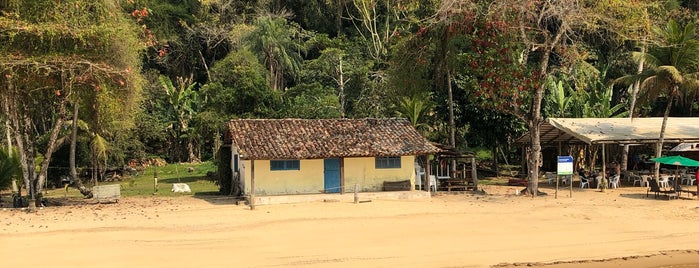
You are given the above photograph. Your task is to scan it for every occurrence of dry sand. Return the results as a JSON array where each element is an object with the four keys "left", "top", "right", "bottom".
[{"left": 2, "top": 185, "right": 699, "bottom": 268}]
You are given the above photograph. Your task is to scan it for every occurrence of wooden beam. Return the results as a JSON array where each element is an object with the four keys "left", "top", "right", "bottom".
[
  {"left": 471, "top": 157, "right": 478, "bottom": 191},
  {"left": 250, "top": 160, "right": 255, "bottom": 210},
  {"left": 602, "top": 144, "right": 606, "bottom": 192},
  {"left": 340, "top": 158, "right": 345, "bottom": 194},
  {"left": 425, "top": 155, "right": 431, "bottom": 194}
]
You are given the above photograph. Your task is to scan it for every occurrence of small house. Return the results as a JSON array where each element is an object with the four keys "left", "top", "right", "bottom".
[{"left": 223, "top": 118, "right": 441, "bottom": 196}]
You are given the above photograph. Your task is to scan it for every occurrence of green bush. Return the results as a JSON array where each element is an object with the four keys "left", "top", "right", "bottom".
[{"left": 0, "top": 148, "right": 21, "bottom": 191}]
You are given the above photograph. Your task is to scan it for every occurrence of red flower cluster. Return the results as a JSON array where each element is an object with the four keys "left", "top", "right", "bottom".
[{"left": 131, "top": 8, "right": 149, "bottom": 22}]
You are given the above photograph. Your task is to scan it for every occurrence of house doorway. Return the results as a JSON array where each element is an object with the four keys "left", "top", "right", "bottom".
[{"left": 324, "top": 158, "right": 341, "bottom": 193}]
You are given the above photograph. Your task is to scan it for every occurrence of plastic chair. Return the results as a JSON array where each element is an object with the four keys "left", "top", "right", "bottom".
[
  {"left": 428, "top": 175, "right": 437, "bottom": 192},
  {"left": 637, "top": 175, "right": 651, "bottom": 187},
  {"left": 545, "top": 172, "right": 556, "bottom": 184},
  {"left": 414, "top": 164, "right": 425, "bottom": 190},
  {"left": 629, "top": 172, "right": 642, "bottom": 186},
  {"left": 608, "top": 175, "right": 620, "bottom": 189},
  {"left": 658, "top": 174, "right": 671, "bottom": 189},
  {"left": 680, "top": 174, "right": 694, "bottom": 186},
  {"left": 580, "top": 176, "right": 589, "bottom": 189}
]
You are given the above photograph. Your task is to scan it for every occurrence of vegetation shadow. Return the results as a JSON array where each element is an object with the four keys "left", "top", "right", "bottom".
[
  {"left": 192, "top": 191, "right": 244, "bottom": 206},
  {"left": 160, "top": 176, "right": 207, "bottom": 183}
]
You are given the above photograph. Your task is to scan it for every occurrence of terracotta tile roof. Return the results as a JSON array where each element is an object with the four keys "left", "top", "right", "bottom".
[{"left": 225, "top": 118, "right": 442, "bottom": 160}]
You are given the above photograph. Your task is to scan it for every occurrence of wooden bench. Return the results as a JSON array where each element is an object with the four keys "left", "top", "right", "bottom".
[
  {"left": 441, "top": 179, "right": 475, "bottom": 191},
  {"left": 93, "top": 184, "right": 120, "bottom": 203},
  {"left": 679, "top": 189, "right": 698, "bottom": 198}
]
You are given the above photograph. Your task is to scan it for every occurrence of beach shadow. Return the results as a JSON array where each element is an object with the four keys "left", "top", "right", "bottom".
[
  {"left": 619, "top": 193, "right": 656, "bottom": 200},
  {"left": 192, "top": 192, "right": 244, "bottom": 205}
]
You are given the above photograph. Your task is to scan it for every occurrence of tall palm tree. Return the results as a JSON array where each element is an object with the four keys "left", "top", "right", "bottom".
[
  {"left": 620, "top": 19, "right": 699, "bottom": 180},
  {"left": 245, "top": 15, "right": 305, "bottom": 91}
]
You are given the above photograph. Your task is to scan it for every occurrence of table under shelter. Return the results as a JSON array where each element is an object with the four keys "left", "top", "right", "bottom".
[{"left": 516, "top": 117, "right": 699, "bottom": 198}]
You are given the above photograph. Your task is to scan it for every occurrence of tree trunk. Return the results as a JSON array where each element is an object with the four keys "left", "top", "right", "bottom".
[
  {"left": 35, "top": 97, "right": 68, "bottom": 198},
  {"left": 493, "top": 144, "right": 499, "bottom": 176},
  {"left": 526, "top": 52, "right": 552, "bottom": 196},
  {"left": 654, "top": 90, "right": 675, "bottom": 181},
  {"left": 3, "top": 92, "right": 11, "bottom": 153},
  {"left": 526, "top": 116, "right": 542, "bottom": 196},
  {"left": 7, "top": 81, "right": 34, "bottom": 199},
  {"left": 447, "top": 69, "right": 457, "bottom": 176},
  {"left": 19, "top": 112, "right": 36, "bottom": 198},
  {"left": 338, "top": 55, "right": 346, "bottom": 118},
  {"left": 68, "top": 94, "right": 93, "bottom": 198},
  {"left": 622, "top": 45, "right": 645, "bottom": 172},
  {"left": 187, "top": 140, "right": 199, "bottom": 163},
  {"left": 336, "top": 0, "right": 344, "bottom": 36},
  {"left": 213, "top": 130, "right": 221, "bottom": 161}
]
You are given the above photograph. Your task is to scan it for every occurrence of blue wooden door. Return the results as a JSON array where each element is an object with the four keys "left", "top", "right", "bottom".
[{"left": 324, "top": 158, "right": 341, "bottom": 193}]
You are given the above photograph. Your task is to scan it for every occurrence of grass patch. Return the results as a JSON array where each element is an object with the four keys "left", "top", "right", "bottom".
[{"left": 44, "top": 161, "right": 219, "bottom": 198}]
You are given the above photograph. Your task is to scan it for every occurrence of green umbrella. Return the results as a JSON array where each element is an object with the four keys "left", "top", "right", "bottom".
[{"left": 651, "top": 155, "right": 699, "bottom": 167}]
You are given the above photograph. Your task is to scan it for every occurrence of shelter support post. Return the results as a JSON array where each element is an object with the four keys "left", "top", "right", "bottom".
[
  {"left": 602, "top": 144, "right": 607, "bottom": 192},
  {"left": 425, "top": 156, "right": 431, "bottom": 193},
  {"left": 340, "top": 158, "right": 345, "bottom": 194},
  {"left": 471, "top": 157, "right": 478, "bottom": 191},
  {"left": 250, "top": 160, "right": 255, "bottom": 210}
]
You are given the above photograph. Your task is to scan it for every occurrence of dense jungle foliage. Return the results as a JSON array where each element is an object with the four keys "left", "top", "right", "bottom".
[{"left": 2, "top": 0, "right": 699, "bottom": 197}]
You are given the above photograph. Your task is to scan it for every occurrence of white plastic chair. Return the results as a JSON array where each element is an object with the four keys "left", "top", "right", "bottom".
[
  {"left": 637, "top": 175, "right": 651, "bottom": 187},
  {"left": 658, "top": 174, "right": 671, "bottom": 189},
  {"left": 680, "top": 173, "right": 694, "bottom": 186},
  {"left": 428, "top": 175, "right": 437, "bottom": 192},
  {"left": 629, "top": 172, "right": 642, "bottom": 186},
  {"left": 608, "top": 175, "right": 620, "bottom": 189},
  {"left": 414, "top": 163, "right": 425, "bottom": 190},
  {"left": 580, "top": 176, "right": 589, "bottom": 189},
  {"left": 545, "top": 172, "right": 557, "bottom": 184}
]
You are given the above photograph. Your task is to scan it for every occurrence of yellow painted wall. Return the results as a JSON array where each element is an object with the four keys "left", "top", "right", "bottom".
[
  {"left": 344, "top": 156, "right": 415, "bottom": 191},
  {"left": 242, "top": 159, "right": 325, "bottom": 195},
  {"left": 242, "top": 156, "right": 416, "bottom": 195}
]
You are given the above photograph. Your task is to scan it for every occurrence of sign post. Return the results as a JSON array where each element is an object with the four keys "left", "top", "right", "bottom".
[{"left": 557, "top": 156, "right": 574, "bottom": 198}]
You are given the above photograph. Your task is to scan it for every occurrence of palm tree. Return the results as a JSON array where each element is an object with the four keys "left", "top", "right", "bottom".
[
  {"left": 619, "top": 19, "right": 699, "bottom": 180},
  {"left": 394, "top": 93, "right": 435, "bottom": 134},
  {"left": 245, "top": 15, "right": 305, "bottom": 91}
]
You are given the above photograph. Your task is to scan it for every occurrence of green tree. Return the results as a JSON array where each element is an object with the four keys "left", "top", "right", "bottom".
[
  {"left": 199, "top": 48, "right": 278, "bottom": 118},
  {"left": 244, "top": 15, "right": 306, "bottom": 91},
  {"left": 0, "top": 148, "right": 21, "bottom": 191},
  {"left": 280, "top": 83, "right": 342, "bottom": 118},
  {"left": 394, "top": 93, "right": 435, "bottom": 134},
  {"left": 0, "top": 0, "right": 143, "bottom": 202},
  {"left": 618, "top": 19, "right": 699, "bottom": 180},
  {"left": 159, "top": 76, "right": 201, "bottom": 162}
]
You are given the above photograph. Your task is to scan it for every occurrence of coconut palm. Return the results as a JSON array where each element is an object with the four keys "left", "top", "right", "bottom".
[
  {"left": 618, "top": 19, "right": 699, "bottom": 180},
  {"left": 244, "top": 15, "right": 305, "bottom": 91}
]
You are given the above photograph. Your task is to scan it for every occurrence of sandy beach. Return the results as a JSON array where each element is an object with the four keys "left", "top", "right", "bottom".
[{"left": 2, "top": 185, "right": 699, "bottom": 268}]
